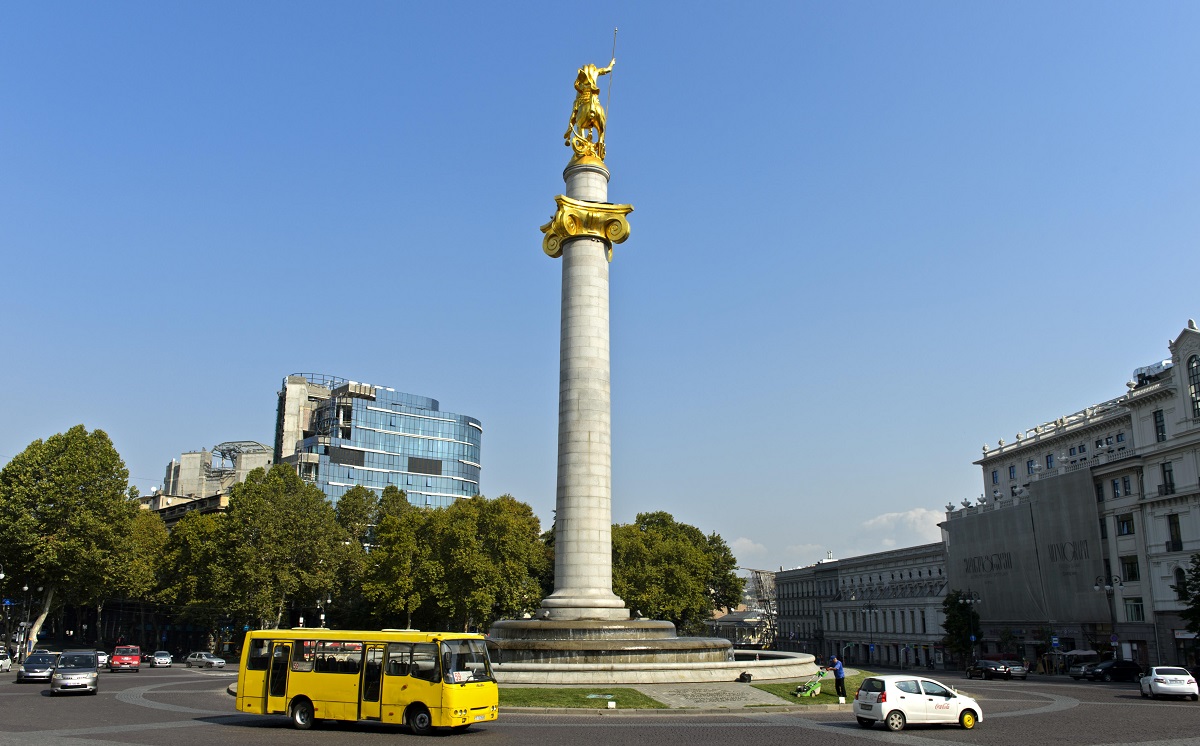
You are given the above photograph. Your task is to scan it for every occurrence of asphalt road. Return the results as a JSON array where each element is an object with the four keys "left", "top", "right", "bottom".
[{"left": 1, "top": 667, "right": 1197, "bottom": 746}]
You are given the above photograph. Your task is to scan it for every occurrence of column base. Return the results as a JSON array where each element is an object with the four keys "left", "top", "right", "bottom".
[{"left": 538, "top": 589, "right": 628, "bottom": 621}]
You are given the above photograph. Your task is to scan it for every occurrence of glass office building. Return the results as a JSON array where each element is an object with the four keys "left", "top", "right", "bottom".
[{"left": 275, "top": 373, "right": 481, "bottom": 507}]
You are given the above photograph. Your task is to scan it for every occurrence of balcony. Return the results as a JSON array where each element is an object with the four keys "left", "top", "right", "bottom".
[{"left": 1159, "top": 484, "right": 1177, "bottom": 496}]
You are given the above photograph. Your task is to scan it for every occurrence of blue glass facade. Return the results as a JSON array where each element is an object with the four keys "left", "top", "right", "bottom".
[{"left": 281, "top": 374, "right": 481, "bottom": 507}]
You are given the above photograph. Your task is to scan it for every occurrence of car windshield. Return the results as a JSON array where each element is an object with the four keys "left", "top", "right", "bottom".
[
  {"left": 115, "top": 647, "right": 138, "bottom": 656},
  {"left": 58, "top": 655, "right": 96, "bottom": 669},
  {"left": 155, "top": 651, "right": 170, "bottom": 656},
  {"left": 26, "top": 654, "right": 54, "bottom": 665}
]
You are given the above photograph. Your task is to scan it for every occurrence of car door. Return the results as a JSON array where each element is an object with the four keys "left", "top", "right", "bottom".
[
  {"left": 892, "top": 679, "right": 926, "bottom": 722},
  {"left": 919, "top": 679, "right": 958, "bottom": 723}
]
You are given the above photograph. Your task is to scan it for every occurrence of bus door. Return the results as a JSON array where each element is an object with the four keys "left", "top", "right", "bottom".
[
  {"left": 360, "top": 644, "right": 385, "bottom": 720},
  {"left": 407, "top": 642, "right": 444, "bottom": 720},
  {"left": 266, "top": 642, "right": 292, "bottom": 714}
]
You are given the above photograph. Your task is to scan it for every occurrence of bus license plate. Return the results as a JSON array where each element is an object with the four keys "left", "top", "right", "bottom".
[{"left": 474, "top": 715, "right": 486, "bottom": 721}]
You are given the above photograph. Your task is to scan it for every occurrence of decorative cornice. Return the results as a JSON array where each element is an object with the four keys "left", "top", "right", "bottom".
[{"left": 540, "top": 195, "right": 633, "bottom": 260}]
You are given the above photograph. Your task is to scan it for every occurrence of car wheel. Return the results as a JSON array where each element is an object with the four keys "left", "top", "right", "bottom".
[
  {"left": 1103, "top": 673, "right": 1113, "bottom": 682},
  {"left": 885, "top": 710, "right": 906, "bottom": 732},
  {"left": 961, "top": 709, "right": 978, "bottom": 729},
  {"left": 984, "top": 671, "right": 992, "bottom": 680},
  {"left": 290, "top": 698, "right": 315, "bottom": 730},
  {"left": 407, "top": 704, "right": 433, "bottom": 736},
  {"left": 1191, "top": 694, "right": 1198, "bottom": 702},
  {"left": 856, "top": 717, "right": 874, "bottom": 728}
]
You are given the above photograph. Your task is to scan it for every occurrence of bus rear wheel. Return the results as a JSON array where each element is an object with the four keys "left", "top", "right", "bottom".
[
  {"left": 407, "top": 705, "right": 433, "bottom": 736},
  {"left": 290, "top": 698, "right": 315, "bottom": 730}
]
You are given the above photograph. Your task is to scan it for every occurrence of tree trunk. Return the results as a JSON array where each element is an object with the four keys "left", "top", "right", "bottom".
[{"left": 26, "top": 586, "right": 56, "bottom": 653}]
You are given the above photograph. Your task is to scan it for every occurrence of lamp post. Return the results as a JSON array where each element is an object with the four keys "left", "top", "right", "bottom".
[
  {"left": 961, "top": 589, "right": 982, "bottom": 664},
  {"left": 1093, "top": 575, "right": 1123, "bottom": 660},
  {"left": 862, "top": 602, "right": 877, "bottom": 666}
]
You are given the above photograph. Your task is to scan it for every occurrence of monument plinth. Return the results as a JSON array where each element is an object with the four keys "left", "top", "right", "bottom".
[{"left": 488, "top": 57, "right": 814, "bottom": 683}]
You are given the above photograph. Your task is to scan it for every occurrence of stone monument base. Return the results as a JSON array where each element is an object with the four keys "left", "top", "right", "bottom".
[{"left": 487, "top": 618, "right": 817, "bottom": 684}]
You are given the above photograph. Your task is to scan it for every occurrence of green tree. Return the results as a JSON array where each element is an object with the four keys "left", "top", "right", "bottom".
[
  {"left": 0, "top": 426, "right": 136, "bottom": 651},
  {"left": 158, "top": 511, "right": 227, "bottom": 632},
  {"left": 941, "top": 590, "right": 981, "bottom": 667},
  {"left": 1175, "top": 554, "right": 1200, "bottom": 634},
  {"left": 364, "top": 497, "right": 429, "bottom": 629},
  {"left": 612, "top": 512, "right": 744, "bottom": 636},
  {"left": 219, "top": 465, "right": 346, "bottom": 628}
]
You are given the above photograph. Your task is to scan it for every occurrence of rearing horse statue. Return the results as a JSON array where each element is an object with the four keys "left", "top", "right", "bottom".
[{"left": 565, "top": 58, "right": 615, "bottom": 161}]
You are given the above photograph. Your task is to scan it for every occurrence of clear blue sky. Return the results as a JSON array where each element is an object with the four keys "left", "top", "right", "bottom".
[{"left": 2, "top": 1, "right": 1197, "bottom": 572}]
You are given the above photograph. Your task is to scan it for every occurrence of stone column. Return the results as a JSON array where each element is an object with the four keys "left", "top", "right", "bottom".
[{"left": 539, "top": 159, "right": 631, "bottom": 621}]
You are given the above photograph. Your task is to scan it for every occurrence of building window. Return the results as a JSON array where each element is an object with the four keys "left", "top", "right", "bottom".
[
  {"left": 1191, "top": 356, "right": 1200, "bottom": 418},
  {"left": 1046, "top": 454, "right": 1055, "bottom": 470},
  {"left": 1175, "top": 568, "right": 1188, "bottom": 600},
  {"left": 1070, "top": 446, "right": 1077, "bottom": 456},
  {"left": 1095, "top": 482, "right": 1105, "bottom": 502},
  {"left": 1168, "top": 513, "right": 1183, "bottom": 552},
  {"left": 991, "top": 470, "right": 999, "bottom": 485},
  {"left": 1163, "top": 462, "right": 1175, "bottom": 494},
  {"left": 1111, "top": 479, "right": 1121, "bottom": 498},
  {"left": 1009, "top": 465, "right": 1017, "bottom": 480},
  {"left": 1116, "top": 514, "right": 1135, "bottom": 536},
  {"left": 1123, "top": 476, "right": 1132, "bottom": 496},
  {"left": 1116, "top": 432, "right": 1125, "bottom": 443},
  {"left": 1154, "top": 410, "right": 1167, "bottom": 442},
  {"left": 1080, "top": 443, "right": 1087, "bottom": 453},
  {"left": 1099, "top": 517, "right": 1108, "bottom": 540},
  {"left": 1120, "top": 556, "right": 1140, "bottom": 581},
  {"left": 1124, "top": 597, "right": 1145, "bottom": 623},
  {"left": 1027, "top": 460, "right": 1036, "bottom": 476},
  {"left": 1106, "top": 436, "right": 1114, "bottom": 446}
]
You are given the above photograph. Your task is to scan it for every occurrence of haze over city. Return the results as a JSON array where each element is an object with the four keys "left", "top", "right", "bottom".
[{"left": 2, "top": 1, "right": 1197, "bottom": 572}]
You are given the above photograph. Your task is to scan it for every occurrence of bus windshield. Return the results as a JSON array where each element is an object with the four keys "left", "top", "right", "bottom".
[{"left": 440, "top": 638, "right": 493, "bottom": 683}]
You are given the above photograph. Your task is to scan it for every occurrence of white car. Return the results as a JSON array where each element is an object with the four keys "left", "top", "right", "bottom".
[
  {"left": 185, "top": 652, "right": 226, "bottom": 668},
  {"left": 0, "top": 651, "right": 11, "bottom": 672},
  {"left": 1139, "top": 667, "right": 1199, "bottom": 701},
  {"left": 853, "top": 674, "right": 983, "bottom": 731}
]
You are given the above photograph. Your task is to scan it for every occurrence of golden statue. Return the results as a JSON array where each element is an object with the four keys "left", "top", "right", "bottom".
[{"left": 564, "top": 58, "right": 615, "bottom": 161}]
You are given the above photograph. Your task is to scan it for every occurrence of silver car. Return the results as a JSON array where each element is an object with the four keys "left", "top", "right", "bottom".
[
  {"left": 16, "top": 653, "right": 57, "bottom": 683},
  {"left": 151, "top": 651, "right": 173, "bottom": 667},
  {"left": 185, "top": 652, "right": 226, "bottom": 668},
  {"left": 51, "top": 651, "right": 99, "bottom": 695}
]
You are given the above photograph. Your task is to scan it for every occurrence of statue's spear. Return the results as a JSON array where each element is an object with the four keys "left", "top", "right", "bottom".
[{"left": 606, "top": 27, "right": 617, "bottom": 123}]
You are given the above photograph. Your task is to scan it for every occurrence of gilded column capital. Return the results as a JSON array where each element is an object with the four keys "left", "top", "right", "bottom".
[{"left": 540, "top": 195, "right": 634, "bottom": 261}]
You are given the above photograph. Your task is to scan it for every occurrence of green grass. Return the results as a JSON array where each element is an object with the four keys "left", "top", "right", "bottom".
[
  {"left": 499, "top": 687, "right": 668, "bottom": 709},
  {"left": 752, "top": 669, "right": 877, "bottom": 705}
]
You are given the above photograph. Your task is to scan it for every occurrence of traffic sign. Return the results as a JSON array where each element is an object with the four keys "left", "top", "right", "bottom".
[
  {"left": 970, "top": 635, "right": 976, "bottom": 642},
  {"left": 869, "top": 644, "right": 875, "bottom": 651},
  {"left": 1051, "top": 635, "right": 1060, "bottom": 647},
  {"left": 1109, "top": 634, "right": 1119, "bottom": 643}
]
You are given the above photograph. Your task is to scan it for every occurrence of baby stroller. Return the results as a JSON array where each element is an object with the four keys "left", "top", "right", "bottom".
[{"left": 795, "top": 668, "right": 826, "bottom": 697}]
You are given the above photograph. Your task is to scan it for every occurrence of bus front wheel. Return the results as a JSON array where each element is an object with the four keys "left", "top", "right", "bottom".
[
  {"left": 290, "top": 698, "right": 315, "bottom": 730},
  {"left": 407, "top": 705, "right": 433, "bottom": 736}
]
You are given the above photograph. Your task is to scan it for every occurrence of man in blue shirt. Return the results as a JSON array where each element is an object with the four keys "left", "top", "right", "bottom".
[{"left": 826, "top": 656, "right": 846, "bottom": 698}]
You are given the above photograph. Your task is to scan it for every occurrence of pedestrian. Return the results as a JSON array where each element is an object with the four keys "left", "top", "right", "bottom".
[{"left": 826, "top": 655, "right": 847, "bottom": 699}]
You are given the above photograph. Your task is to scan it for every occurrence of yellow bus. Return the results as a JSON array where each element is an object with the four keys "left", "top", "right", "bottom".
[{"left": 235, "top": 629, "right": 498, "bottom": 734}]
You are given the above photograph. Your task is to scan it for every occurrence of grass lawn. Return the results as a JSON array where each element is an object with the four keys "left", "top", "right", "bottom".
[
  {"left": 499, "top": 687, "right": 668, "bottom": 709},
  {"left": 752, "top": 669, "right": 877, "bottom": 705}
]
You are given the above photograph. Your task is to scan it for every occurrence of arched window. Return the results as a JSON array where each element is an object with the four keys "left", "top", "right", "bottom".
[
  {"left": 1189, "top": 356, "right": 1200, "bottom": 418},
  {"left": 1176, "top": 567, "right": 1189, "bottom": 601}
]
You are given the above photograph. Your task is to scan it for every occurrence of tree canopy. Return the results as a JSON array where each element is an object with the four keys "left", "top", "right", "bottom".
[{"left": 941, "top": 589, "right": 982, "bottom": 666}]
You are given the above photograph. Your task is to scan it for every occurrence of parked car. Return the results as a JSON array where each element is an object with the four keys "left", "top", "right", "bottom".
[
  {"left": 109, "top": 645, "right": 141, "bottom": 673},
  {"left": 853, "top": 674, "right": 982, "bottom": 731},
  {"left": 50, "top": 650, "right": 99, "bottom": 696},
  {"left": 1087, "top": 659, "right": 1142, "bottom": 682},
  {"left": 16, "top": 653, "right": 57, "bottom": 683},
  {"left": 150, "top": 651, "right": 173, "bottom": 667},
  {"left": 95, "top": 650, "right": 108, "bottom": 667},
  {"left": 1069, "top": 661, "right": 1098, "bottom": 680},
  {"left": 1139, "top": 666, "right": 1199, "bottom": 700},
  {"left": 0, "top": 651, "right": 11, "bottom": 672},
  {"left": 185, "top": 652, "right": 226, "bottom": 668},
  {"left": 966, "top": 659, "right": 1014, "bottom": 680}
]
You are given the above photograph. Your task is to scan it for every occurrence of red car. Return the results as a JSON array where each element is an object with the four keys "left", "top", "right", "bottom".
[{"left": 109, "top": 645, "right": 141, "bottom": 672}]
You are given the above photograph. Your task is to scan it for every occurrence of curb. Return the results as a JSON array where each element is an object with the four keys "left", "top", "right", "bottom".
[{"left": 502, "top": 703, "right": 854, "bottom": 715}]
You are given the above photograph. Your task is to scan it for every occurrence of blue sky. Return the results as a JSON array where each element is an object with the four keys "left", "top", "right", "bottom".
[{"left": 2, "top": 1, "right": 1197, "bottom": 572}]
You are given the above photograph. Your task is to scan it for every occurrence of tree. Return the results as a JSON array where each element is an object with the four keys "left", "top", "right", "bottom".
[
  {"left": 0, "top": 426, "right": 135, "bottom": 652},
  {"left": 330, "top": 485, "right": 380, "bottom": 628},
  {"left": 1176, "top": 554, "right": 1200, "bottom": 634},
  {"left": 363, "top": 498, "right": 429, "bottom": 629},
  {"left": 158, "top": 511, "right": 227, "bottom": 633},
  {"left": 219, "top": 465, "right": 346, "bottom": 628},
  {"left": 612, "top": 512, "right": 745, "bottom": 636},
  {"left": 941, "top": 590, "right": 981, "bottom": 667}
]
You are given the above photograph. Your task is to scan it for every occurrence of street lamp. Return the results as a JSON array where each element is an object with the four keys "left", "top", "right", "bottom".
[
  {"left": 960, "top": 589, "right": 982, "bottom": 664},
  {"left": 1093, "top": 575, "right": 1123, "bottom": 660},
  {"left": 862, "top": 602, "right": 878, "bottom": 666}
]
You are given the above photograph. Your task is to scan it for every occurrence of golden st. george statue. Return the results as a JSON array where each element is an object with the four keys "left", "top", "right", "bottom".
[{"left": 564, "top": 58, "right": 615, "bottom": 161}]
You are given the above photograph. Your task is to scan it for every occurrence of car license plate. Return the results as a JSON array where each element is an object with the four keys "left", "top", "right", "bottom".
[
  {"left": 860, "top": 704, "right": 873, "bottom": 711},
  {"left": 474, "top": 715, "right": 486, "bottom": 721}
]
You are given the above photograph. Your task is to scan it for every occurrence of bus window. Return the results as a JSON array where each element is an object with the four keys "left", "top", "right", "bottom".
[
  {"left": 363, "top": 645, "right": 384, "bottom": 703},
  {"left": 268, "top": 644, "right": 290, "bottom": 698},
  {"left": 386, "top": 643, "right": 412, "bottom": 677},
  {"left": 245, "top": 639, "right": 270, "bottom": 671},
  {"left": 292, "top": 640, "right": 316, "bottom": 672},
  {"left": 411, "top": 642, "right": 440, "bottom": 683},
  {"left": 440, "top": 638, "right": 494, "bottom": 683}
]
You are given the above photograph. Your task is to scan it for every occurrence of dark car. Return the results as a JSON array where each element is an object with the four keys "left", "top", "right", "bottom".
[
  {"left": 1087, "top": 659, "right": 1142, "bottom": 682},
  {"left": 16, "top": 653, "right": 57, "bottom": 683},
  {"left": 967, "top": 659, "right": 1014, "bottom": 680}
]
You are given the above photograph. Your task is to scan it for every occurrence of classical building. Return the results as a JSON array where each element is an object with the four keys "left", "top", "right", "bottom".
[
  {"left": 948, "top": 320, "right": 1200, "bottom": 668},
  {"left": 777, "top": 545, "right": 948, "bottom": 668},
  {"left": 144, "top": 441, "right": 273, "bottom": 527},
  {"left": 274, "top": 373, "right": 482, "bottom": 507}
]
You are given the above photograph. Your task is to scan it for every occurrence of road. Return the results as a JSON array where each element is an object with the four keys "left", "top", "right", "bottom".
[{"left": 1, "top": 667, "right": 1197, "bottom": 745}]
